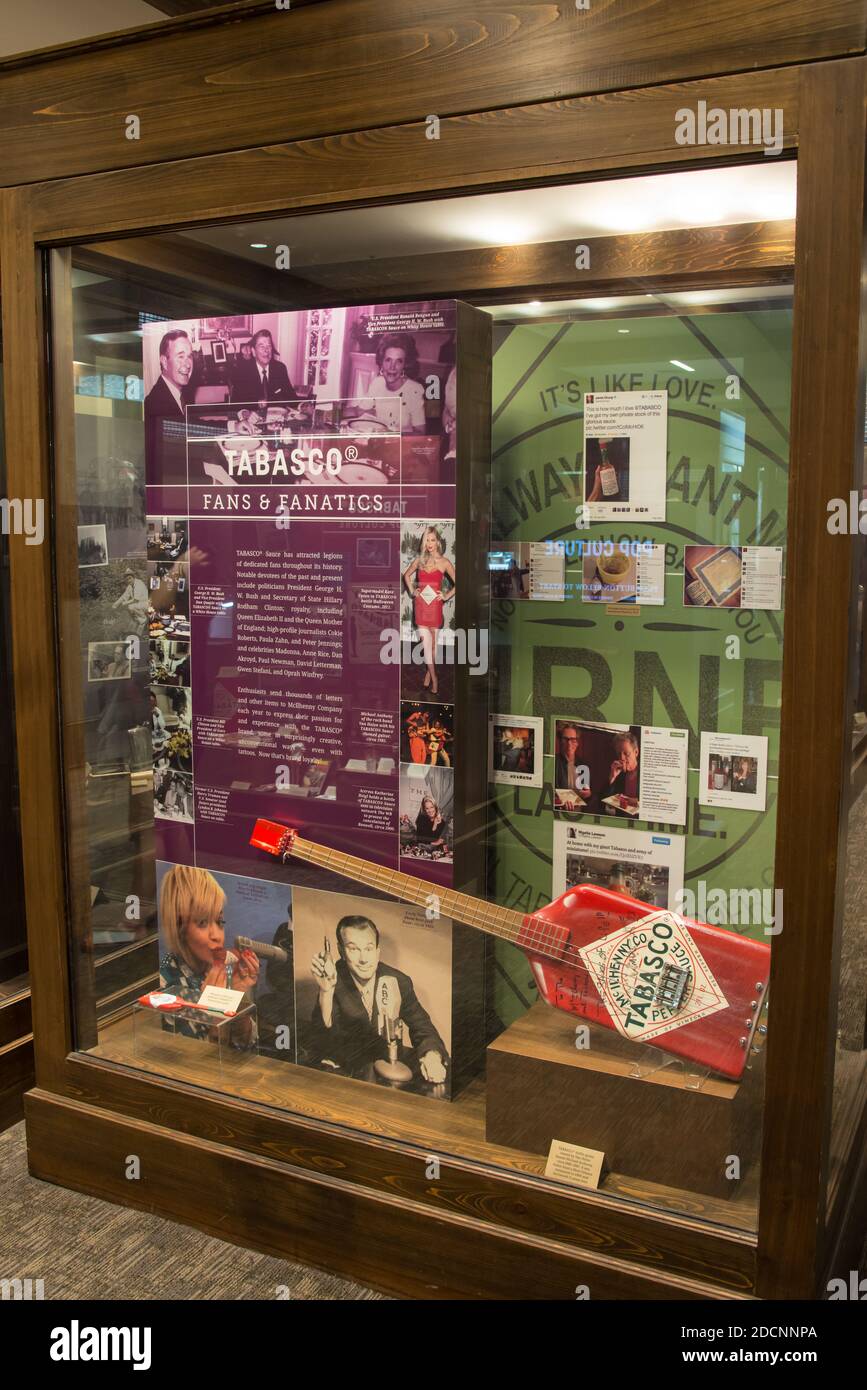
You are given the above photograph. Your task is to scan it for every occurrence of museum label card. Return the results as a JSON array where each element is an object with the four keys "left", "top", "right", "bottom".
[
  {"left": 583, "top": 390, "right": 668, "bottom": 522},
  {"left": 699, "top": 732, "right": 768, "bottom": 812},
  {"left": 197, "top": 985, "right": 246, "bottom": 1015},
  {"left": 528, "top": 542, "right": 565, "bottom": 601},
  {"left": 545, "top": 1139, "right": 605, "bottom": 1190},
  {"left": 740, "top": 547, "right": 783, "bottom": 610}
]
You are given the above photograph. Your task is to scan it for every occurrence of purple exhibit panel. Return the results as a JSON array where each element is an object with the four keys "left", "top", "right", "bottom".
[{"left": 144, "top": 301, "right": 461, "bottom": 894}]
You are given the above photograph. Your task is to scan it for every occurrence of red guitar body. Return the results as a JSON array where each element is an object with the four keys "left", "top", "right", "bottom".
[{"left": 517, "top": 885, "right": 770, "bottom": 1080}]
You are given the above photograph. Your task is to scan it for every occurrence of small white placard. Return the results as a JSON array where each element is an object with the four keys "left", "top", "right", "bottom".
[
  {"left": 197, "top": 985, "right": 246, "bottom": 1015},
  {"left": 741, "top": 547, "right": 783, "bottom": 610},
  {"left": 545, "top": 1139, "right": 605, "bottom": 1190},
  {"left": 699, "top": 731, "right": 768, "bottom": 812},
  {"left": 584, "top": 390, "right": 668, "bottom": 522}
]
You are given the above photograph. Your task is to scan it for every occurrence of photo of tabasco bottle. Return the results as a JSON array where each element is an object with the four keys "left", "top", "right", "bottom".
[{"left": 598, "top": 438, "right": 619, "bottom": 496}]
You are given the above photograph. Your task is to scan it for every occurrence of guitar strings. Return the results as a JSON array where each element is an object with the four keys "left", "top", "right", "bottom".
[{"left": 289, "top": 836, "right": 616, "bottom": 971}]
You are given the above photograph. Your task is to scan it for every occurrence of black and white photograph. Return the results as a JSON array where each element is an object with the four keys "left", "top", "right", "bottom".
[
  {"left": 149, "top": 638, "right": 191, "bottom": 687},
  {"left": 142, "top": 308, "right": 458, "bottom": 489},
  {"left": 77, "top": 523, "right": 108, "bottom": 567},
  {"left": 88, "top": 640, "right": 132, "bottom": 682},
  {"left": 76, "top": 560, "right": 150, "bottom": 769},
  {"left": 150, "top": 685, "right": 192, "bottom": 773},
  {"left": 148, "top": 562, "right": 190, "bottom": 638},
  {"left": 153, "top": 767, "right": 194, "bottom": 824},
  {"left": 399, "top": 763, "right": 454, "bottom": 864},
  {"left": 292, "top": 885, "right": 453, "bottom": 1099},
  {"left": 147, "top": 517, "right": 188, "bottom": 562}
]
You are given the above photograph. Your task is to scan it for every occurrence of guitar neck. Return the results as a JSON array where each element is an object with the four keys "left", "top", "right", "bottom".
[{"left": 291, "top": 836, "right": 526, "bottom": 946}]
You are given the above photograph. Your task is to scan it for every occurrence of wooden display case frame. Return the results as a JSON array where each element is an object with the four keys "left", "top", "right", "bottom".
[{"left": 1, "top": 0, "right": 866, "bottom": 1299}]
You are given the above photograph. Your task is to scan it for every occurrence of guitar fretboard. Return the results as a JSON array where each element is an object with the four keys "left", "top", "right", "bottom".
[{"left": 292, "top": 836, "right": 528, "bottom": 945}]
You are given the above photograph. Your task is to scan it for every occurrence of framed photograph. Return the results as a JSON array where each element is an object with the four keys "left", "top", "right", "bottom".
[
  {"left": 399, "top": 763, "right": 454, "bottom": 865},
  {"left": 292, "top": 885, "right": 454, "bottom": 1099},
  {"left": 201, "top": 314, "right": 252, "bottom": 340},
  {"left": 488, "top": 713, "right": 543, "bottom": 787},
  {"left": 87, "top": 640, "right": 131, "bottom": 682},
  {"left": 356, "top": 535, "right": 392, "bottom": 569},
  {"left": 553, "top": 718, "right": 688, "bottom": 826},
  {"left": 78, "top": 523, "right": 108, "bottom": 568},
  {"left": 684, "top": 545, "right": 743, "bottom": 607}
]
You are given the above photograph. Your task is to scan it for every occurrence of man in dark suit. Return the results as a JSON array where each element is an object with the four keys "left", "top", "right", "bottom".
[
  {"left": 255, "top": 907, "right": 297, "bottom": 1062},
  {"left": 230, "top": 328, "right": 294, "bottom": 404},
  {"left": 145, "top": 329, "right": 193, "bottom": 483},
  {"left": 306, "top": 914, "right": 448, "bottom": 1085}
]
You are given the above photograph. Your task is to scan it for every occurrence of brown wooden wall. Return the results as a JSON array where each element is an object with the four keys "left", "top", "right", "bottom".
[{"left": 0, "top": 0, "right": 864, "bottom": 187}]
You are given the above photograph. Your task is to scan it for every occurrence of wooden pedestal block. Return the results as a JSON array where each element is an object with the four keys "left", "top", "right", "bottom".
[{"left": 486, "top": 1003, "right": 762, "bottom": 1200}]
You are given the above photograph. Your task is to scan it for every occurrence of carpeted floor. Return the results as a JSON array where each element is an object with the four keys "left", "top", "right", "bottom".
[{"left": 0, "top": 1121, "right": 386, "bottom": 1300}]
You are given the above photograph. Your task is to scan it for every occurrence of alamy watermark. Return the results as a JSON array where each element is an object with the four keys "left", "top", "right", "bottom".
[
  {"left": 0, "top": 498, "right": 43, "bottom": 545},
  {"left": 1, "top": 1277, "right": 44, "bottom": 1299},
  {"left": 827, "top": 492, "right": 867, "bottom": 534},
  {"left": 675, "top": 101, "right": 783, "bottom": 157},
  {"left": 675, "top": 882, "right": 782, "bottom": 935},
  {"left": 379, "top": 627, "right": 488, "bottom": 676}
]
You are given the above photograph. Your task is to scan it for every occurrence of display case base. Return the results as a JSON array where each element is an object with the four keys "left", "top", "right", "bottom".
[
  {"left": 486, "top": 1004, "right": 762, "bottom": 1200},
  {"left": 24, "top": 1083, "right": 754, "bottom": 1302}
]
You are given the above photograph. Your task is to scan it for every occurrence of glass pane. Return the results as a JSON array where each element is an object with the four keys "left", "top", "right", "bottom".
[
  {"left": 829, "top": 383, "right": 867, "bottom": 1219},
  {"left": 55, "top": 162, "right": 796, "bottom": 1235},
  {"left": 0, "top": 334, "right": 28, "bottom": 995}
]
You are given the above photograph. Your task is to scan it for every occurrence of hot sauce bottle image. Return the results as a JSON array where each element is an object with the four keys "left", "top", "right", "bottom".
[{"left": 598, "top": 438, "right": 619, "bottom": 497}]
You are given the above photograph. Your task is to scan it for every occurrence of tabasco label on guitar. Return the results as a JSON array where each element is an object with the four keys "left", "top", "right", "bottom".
[{"left": 578, "top": 910, "right": 729, "bottom": 1043}]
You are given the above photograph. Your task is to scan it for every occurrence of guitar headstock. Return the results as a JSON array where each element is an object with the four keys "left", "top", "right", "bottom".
[{"left": 250, "top": 818, "right": 297, "bottom": 859}]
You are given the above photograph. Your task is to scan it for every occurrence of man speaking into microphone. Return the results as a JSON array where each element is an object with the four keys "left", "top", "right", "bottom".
[{"left": 306, "top": 914, "right": 449, "bottom": 1088}]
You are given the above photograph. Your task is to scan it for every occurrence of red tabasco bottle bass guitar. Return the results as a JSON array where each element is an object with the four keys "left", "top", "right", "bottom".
[{"left": 249, "top": 819, "right": 770, "bottom": 1081}]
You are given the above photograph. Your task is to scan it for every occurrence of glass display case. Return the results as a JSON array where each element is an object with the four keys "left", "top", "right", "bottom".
[{"left": 3, "top": 1, "right": 865, "bottom": 1302}]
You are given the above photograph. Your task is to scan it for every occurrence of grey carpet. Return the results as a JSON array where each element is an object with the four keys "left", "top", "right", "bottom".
[{"left": 0, "top": 1121, "right": 386, "bottom": 1300}]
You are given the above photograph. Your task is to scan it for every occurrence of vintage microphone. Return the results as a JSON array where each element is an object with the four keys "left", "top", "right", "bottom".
[{"left": 234, "top": 934, "right": 289, "bottom": 964}]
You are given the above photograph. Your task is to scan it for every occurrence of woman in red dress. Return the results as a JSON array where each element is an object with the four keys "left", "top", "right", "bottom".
[{"left": 402, "top": 526, "right": 456, "bottom": 695}]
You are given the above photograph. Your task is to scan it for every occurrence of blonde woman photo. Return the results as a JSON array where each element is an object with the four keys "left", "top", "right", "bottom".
[
  {"left": 402, "top": 525, "right": 455, "bottom": 696},
  {"left": 159, "top": 864, "right": 259, "bottom": 1045}
]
